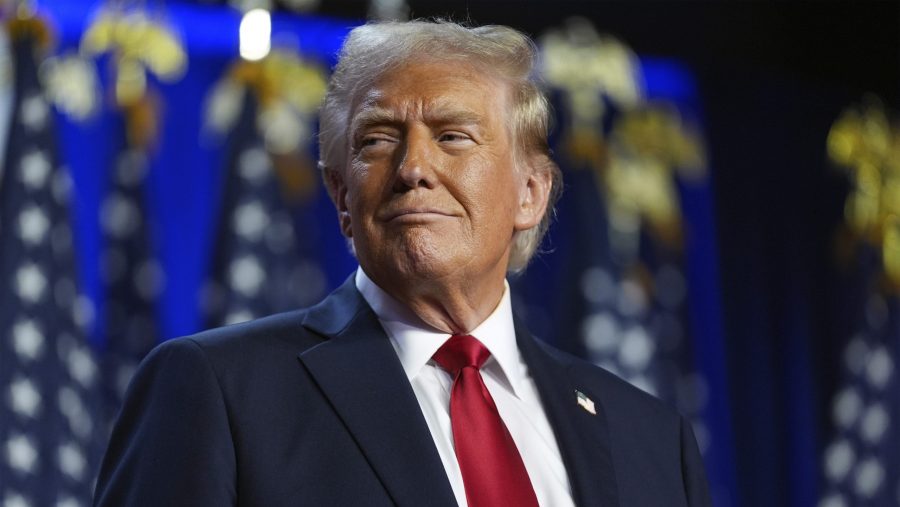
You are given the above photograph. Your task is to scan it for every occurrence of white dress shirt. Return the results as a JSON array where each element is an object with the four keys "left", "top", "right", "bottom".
[{"left": 355, "top": 268, "right": 575, "bottom": 507}]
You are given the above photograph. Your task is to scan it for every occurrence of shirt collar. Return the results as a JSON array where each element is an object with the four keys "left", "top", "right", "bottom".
[{"left": 355, "top": 267, "right": 525, "bottom": 398}]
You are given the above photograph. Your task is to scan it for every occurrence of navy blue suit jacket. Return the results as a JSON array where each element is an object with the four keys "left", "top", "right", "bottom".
[{"left": 94, "top": 278, "right": 711, "bottom": 506}]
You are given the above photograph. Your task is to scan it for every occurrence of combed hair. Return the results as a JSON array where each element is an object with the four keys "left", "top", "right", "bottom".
[{"left": 319, "top": 20, "right": 562, "bottom": 272}]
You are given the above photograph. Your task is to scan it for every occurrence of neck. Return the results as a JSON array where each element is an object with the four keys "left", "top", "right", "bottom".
[{"left": 367, "top": 267, "right": 508, "bottom": 335}]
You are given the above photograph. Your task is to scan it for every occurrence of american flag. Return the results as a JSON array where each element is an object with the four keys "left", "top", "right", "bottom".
[
  {"left": 529, "top": 96, "right": 714, "bottom": 456},
  {"left": 549, "top": 147, "right": 710, "bottom": 450},
  {"left": 203, "top": 88, "right": 326, "bottom": 328},
  {"left": 819, "top": 99, "right": 900, "bottom": 507},
  {"left": 531, "top": 23, "right": 710, "bottom": 439},
  {"left": 0, "top": 31, "right": 104, "bottom": 506},
  {"left": 819, "top": 252, "right": 899, "bottom": 507},
  {"left": 98, "top": 145, "right": 160, "bottom": 429}
]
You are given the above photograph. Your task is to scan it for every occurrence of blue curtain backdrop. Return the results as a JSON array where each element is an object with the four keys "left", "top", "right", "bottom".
[
  {"left": 46, "top": 0, "right": 354, "bottom": 342},
  {"left": 26, "top": 1, "right": 834, "bottom": 506}
]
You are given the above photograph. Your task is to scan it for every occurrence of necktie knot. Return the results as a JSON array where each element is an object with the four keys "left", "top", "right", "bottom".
[{"left": 433, "top": 334, "right": 490, "bottom": 374}]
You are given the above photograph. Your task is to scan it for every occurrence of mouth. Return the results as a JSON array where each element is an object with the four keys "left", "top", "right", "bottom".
[{"left": 383, "top": 208, "right": 457, "bottom": 223}]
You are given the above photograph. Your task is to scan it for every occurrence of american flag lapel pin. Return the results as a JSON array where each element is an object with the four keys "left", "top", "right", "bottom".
[{"left": 575, "top": 390, "right": 596, "bottom": 415}]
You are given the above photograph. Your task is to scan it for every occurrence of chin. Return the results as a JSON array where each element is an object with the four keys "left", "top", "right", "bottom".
[
  {"left": 397, "top": 244, "right": 454, "bottom": 278},
  {"left": 358, "top": 227, "right": 471, "bottom": 283}
]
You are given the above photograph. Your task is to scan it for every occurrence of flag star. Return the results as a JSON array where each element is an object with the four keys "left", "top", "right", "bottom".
[
  {"left": 12, "top": 320, "right": 45, "bottom": 360},
  {"left": 228, "top": 256, "right": 265, "bottom": 296},
  {"left": 618, "top": 325, "right": 654, "bottom": 370},
  {"left": 824, "top": 439, "right": 856, "bottom": 481},
  {"left": 66, "top": 345, "right": 98, "bottom": 388},
  {"left": 3, "top": 492, "right": 30, "bottom": 507},
  {"left": 56, "top": 496, "right": 82, "bottom": 507},
  {"left": 832, "top": 387, "right": 863, "bottom": 429},
  {"left": 19, "top": 150, "right": 51, "bottom": 189},
  {"left": 58, "top": 387, "right": 92, "bottom": 440},
  {"left": 6, "top": 434, "right": 38, "bottom": 473},
  {"left": 18, "top": 206, "right": 50, "bottom": 245},
  {"left": 860, "top": 403, "right": 889, "bottom": 444},
  {"left": 261, "top": 103, "right": 306, "bottom": 153},
  {"left": 20, "top": 94, "right": 49, "bottom": 131},
  {"left": 16, "top": 264, "right": 47, "bottom": 303},
  {"left": 853, "top": 457, "right": 885, "bottom": 498},
  {"left": 9, "top": 377, "right": 42, "bottom": 418},
  {"left": 865, "top": 347, "right": 893, "bottom": 389},
  {"left": 233, "top": 201, "right": 269, "bottom": 242},
  {"left": 100, "top": 193, "right": 139, "bottom": 238},
  {"left": 818, "top": 493, "right": 846, "bottom": 507},
  {"left": 43, "top": 52, "right": 99, "bottom": 120},
  {"left": 57, "top": 442, "right": 86, "bottom": 481},
  {"left": 843, "top": 336, "right": 869, "bottom": 375},
  {"left": 224, "top": 309, "right": 254, "bottom": 325},
  {"left": 206, "top": 80, "right": 243, "bottom": 133},
  {"left": 238, "top": 147, "right": 271, "bottom": 184},
  {"left": 583, "top": 311, "right": 620, "bottom": 355}
]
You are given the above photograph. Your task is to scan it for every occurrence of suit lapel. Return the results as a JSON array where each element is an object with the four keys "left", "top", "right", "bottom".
[
  {"left": 299, "top": 279, "right": 457, "bottom": 507},
  {"left": 515, "top": 319, "right": 621, "bottom": 507}
]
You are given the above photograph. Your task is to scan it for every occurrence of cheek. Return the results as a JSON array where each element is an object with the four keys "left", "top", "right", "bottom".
[
  {"left": 461, "top": 174, "right": 521, "bottom": 235},
  {"left": 482, "top": 160, "right": 521, "bottom": 206},
  {"left": 464, "top": 150, "right": 515, "bottom": 190},
  {"left": 345, "top": 169, "right": 380, "bottom": 213}
]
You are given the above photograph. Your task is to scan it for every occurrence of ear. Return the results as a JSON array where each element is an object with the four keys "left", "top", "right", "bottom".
[
  {"left": 323, "top": 166, "right": 353, "bottom": 238},
  {"left": 513, "top": 159, "right": 553, "bottom": 232}
]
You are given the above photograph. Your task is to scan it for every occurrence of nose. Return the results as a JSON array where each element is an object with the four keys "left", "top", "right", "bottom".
[{"left": 393, "top": 128, "right": 437, "bottom": 192}]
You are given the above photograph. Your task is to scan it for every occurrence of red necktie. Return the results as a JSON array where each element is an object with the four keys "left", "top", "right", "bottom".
[{"left": 432, "top": 334, "right": 540, "bottom": 507}]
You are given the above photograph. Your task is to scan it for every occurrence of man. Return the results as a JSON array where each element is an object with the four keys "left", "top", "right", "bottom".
[{"left": 94, "top": 20, "right": 711, "bottom": 507}]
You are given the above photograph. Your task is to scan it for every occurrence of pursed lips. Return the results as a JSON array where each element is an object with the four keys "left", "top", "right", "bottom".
[{"left": 382, "top": 207, "right": 458, "bottom": 222}]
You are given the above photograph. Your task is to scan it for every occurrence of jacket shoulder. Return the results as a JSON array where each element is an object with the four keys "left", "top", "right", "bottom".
[
  {"left": 140, "top": 309, "right": 327, "bottom": 385},
  {"left": 533, "top": 339, "right": 711, "bottom": 507},
  {"left": 182, "top": 309, "right": 324, "bottom": 354},
  {"left": 534, "top": 338, "right": 682, "bottom": 426}
]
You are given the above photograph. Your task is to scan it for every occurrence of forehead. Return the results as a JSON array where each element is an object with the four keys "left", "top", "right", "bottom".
[{"left": 350, "top": 59, "right": 511, "bottom": 124}]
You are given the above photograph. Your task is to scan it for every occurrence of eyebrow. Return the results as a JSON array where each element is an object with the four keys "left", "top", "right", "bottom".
[
  {"left": 423, "top": 101, "right": 485, "bottom": 126},
  {"left": 426, "top": 110, "right": 484, "bottom": 128},
  {"left": 350, "top": 102, "right": 486, "bottom": 137},
  {"left": 350, "top": 106, "right": 399, "bottom": 137}
]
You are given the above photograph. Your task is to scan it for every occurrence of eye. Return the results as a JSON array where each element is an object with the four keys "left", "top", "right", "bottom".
[
  {"left": 356, "top": 133, "right": 396, "bottom": 150},
  {"left": 361, "top": 137, "right": 384, "bottom": 147},
  {"left": 437, "top": 132, "right": 473, "bottom": 143}
]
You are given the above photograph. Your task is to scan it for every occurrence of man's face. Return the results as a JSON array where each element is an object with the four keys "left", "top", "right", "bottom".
[{"left": 327, "top": 59, "right": 549, "bottom": 290}]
